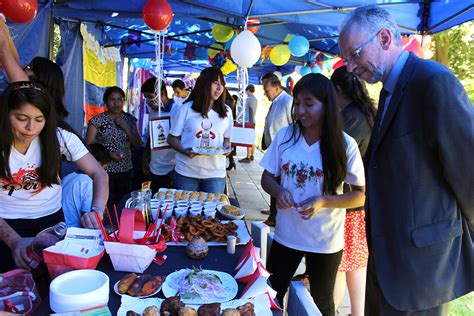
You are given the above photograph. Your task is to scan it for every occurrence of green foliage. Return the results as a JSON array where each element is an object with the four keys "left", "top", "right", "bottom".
[{"left": 431, "top": 22, "right": 474, "bottom": 103}]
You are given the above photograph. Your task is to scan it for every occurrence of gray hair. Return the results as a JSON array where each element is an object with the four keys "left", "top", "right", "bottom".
[{"left": 340, "top": 5, "right": 402, "bottom": 46}]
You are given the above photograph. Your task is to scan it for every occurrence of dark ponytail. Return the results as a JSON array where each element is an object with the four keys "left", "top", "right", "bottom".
[{"left": 331, "top": 66, "right": 376, "bottom": 128}]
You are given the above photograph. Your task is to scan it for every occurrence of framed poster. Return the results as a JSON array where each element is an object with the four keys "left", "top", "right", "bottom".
[{"left": 149, "top": 116, "right": 171, "bottom": 150}]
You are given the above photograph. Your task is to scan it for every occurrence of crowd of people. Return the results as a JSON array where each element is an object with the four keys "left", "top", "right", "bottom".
[{"left": 0, "top": 4, "right": 472, "bottom": 316}]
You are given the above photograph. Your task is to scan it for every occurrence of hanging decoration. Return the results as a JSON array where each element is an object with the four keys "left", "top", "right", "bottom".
[
  {"left": 142, "top": 0, "right": 173, "bottom": 32},
  {"left": 221, "top": 58, "right": 237, "bottom": 75},
  {"left": 141, "top": 0, "right": 173, "bottom": 117},
  {"left": 300, "top": 65, "right": 311, "bottom": 76},
  {"left": 0, "top": 0, "right": 38, "bottom": 23},
  {"left": 288, "top": 35, "right": 310, "bottom": 57},
  {"left": 230, "top": 30, "right": 261, "bottom": 68},
  {"left": 247, "top": 18, "right": 260, "bottom": 34},
  {"left": 212, "top": 24, "right": 234, "bottom": 43},
  {"left": 260, "top": 46, "right": 272, "bottom": 63},
  {"left": 269, "top": 44, "right": 291, "bottom": 66},
  {"left": 208, "top": 43, "right": 224, "bottom": 58},
  {"left": 211, "top": 52, "right": 226, "bottom": 69}
]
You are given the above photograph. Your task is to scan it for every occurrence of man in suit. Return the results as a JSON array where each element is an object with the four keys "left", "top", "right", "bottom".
[{"left": 338, "top": 5, "right": 473, "bottom": 315}]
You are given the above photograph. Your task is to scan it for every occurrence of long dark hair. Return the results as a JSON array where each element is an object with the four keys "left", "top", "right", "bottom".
[
  {"left": 288, "top": 74, "right": 347, "bottom": 195},
  {"left": 0, "top": 81, "right": 61, "bottom": 186},
  {"left": 331, "top": 66, "right": 376, "bottom": 127},
  {"left": 29, "top": 57, "right": 69, "bottom": 119},
  {"left": 186, "top": 67, "right": 228, "bottom": 118}
]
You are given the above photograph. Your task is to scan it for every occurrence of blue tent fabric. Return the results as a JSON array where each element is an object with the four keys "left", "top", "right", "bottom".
[
  {"left": 56, "top": 19, "right": 85, "bottom": 134},
  {"left": 51, "top": 0, "right": 473, "bottom": 79}
]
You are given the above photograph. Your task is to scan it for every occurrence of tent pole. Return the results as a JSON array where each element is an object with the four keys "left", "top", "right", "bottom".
[{"left": 48, "top": 0, "right": 55, "bottom": 60}]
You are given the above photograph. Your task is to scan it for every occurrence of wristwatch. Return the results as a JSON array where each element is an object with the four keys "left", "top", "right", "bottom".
[{"left": 91, "top": 206, "right": 105, "bottom": 213}]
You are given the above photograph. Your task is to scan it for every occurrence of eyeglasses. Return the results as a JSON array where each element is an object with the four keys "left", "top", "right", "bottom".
[{"left": 343, "top": 29, "right": 381, "bottom": 65}]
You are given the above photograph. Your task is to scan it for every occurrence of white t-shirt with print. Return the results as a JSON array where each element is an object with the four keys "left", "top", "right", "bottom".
[
  {"left": 260, "top": 126, "right": 365, "bottom": 253},
  {"left": 0, "top": 128, "right": 89, "bottom": 219},
  {"left": 169, "top": 102, "right": 233, "bottom": 179},
  {"left": 149, "top": 106, "right": 177, "bottom": 176}
]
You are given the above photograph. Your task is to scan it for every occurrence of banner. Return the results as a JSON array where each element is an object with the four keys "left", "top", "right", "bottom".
[{"left": 81, "top": 24, "right": 121, "bottom": 123}]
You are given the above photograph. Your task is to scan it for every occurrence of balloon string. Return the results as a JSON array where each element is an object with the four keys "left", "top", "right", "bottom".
[{"left": 153, "top": 31, "right": 165, "bottom": 117}]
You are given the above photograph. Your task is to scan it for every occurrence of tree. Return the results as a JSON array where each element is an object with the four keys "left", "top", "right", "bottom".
[{"left": 431, "top": 22, "right": 474, "bottom": 102}]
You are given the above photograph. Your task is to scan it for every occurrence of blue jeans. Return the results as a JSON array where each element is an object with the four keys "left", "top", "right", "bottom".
[{"left": 173, "top": 171, "right": 226, "bottom": 194}]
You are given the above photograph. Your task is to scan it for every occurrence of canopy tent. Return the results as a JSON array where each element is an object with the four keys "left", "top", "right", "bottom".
[{"left": 1, "top": 0, "right": 472, "bottom": 131}]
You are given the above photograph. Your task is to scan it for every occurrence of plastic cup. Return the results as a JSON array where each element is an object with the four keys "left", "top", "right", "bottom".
[
  {"left": 174, "top": 207, "right": 188, "bottom": 218},
  {"left": 203, "top": 209, "right": 216, "bottom": 219},
  {"left": 189, "top": 209, "right": 202, "bottom": 217},
  {"left": 227, "top": 236, "right": 237, "bottom": 254},
  {"left": 203, "top": 202, "right": 217, "bottom": 209}
]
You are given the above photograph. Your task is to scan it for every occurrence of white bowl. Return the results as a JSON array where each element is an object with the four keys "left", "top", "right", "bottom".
[
  {"left": 217, "top": 204, "right": 245, "bottom": 220},
  {"left": 49, "top": 269, "right": 109, "bottom": 313}
]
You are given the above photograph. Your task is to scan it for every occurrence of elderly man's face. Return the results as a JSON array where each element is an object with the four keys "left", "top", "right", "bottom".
[
  {"left": 339, "top": 28, "right": 385, "bottom": 84},
  {"left": 263, "top": 83, "right": 280, "bottom": 102}
]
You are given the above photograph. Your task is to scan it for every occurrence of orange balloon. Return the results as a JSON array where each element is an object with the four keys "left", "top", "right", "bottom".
[{"left": 247, "top": 18, "right": 260, "bottom": 34}]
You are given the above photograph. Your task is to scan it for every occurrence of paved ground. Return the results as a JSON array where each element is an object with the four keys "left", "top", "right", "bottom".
[{"left": 226, "top": 147, "right": 270, "bottom": 223}]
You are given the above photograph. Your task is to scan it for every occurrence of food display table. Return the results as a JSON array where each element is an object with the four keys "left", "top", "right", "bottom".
[{"left": 37, "top": 243, "right": 282, "bottom": 315}]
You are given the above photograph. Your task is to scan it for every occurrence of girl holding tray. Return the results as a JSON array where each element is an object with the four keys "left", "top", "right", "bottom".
[
  {"left": 260, "top": 73, "right": 365, "bottom": 315},
  {"left": 167, "top": 67, "right": 233, "bottom": 194}
]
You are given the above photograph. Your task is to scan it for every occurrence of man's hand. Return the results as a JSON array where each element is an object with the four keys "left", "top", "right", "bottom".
[
  {"left": 185, "top": 148, "right": 198, "bottom": 158},
  {"left": 80, "top": 211, "right": 103, "bottom": 229}
]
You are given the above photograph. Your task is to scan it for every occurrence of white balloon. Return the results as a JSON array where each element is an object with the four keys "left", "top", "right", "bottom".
[{"left": 230, "top": 30, "right": 262, "bottom": 68}]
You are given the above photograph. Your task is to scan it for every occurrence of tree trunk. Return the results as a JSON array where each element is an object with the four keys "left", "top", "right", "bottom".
[{"left": 432, "top": 33, "right": 449, "bottom": 66}]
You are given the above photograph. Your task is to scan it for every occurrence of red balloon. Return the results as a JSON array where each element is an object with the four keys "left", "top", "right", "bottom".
[
  {"left": 142, "top": 0, "right": 173, "bottom": 31},
  {"left": 247, "top": 18, "right": 260, "bottom": 34},
  {"left": 0, "top": 0, "right": 38, "bottom": 24}
]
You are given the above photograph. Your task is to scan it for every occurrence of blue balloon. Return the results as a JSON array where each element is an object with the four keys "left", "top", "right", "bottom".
[
  {"left": 311, "top": 65, "right": 322, "bottom": 74},
  {"left": 131, "top": 58, "right": 141, "bottom": 68},
  {"left": 289, "top": 35, "right": 310, "bottom": 57},
  {"left": 300, "top": 65, "right": 311, "bottom": 76}
]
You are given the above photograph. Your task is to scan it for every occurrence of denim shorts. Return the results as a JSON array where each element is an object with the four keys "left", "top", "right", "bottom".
[{"left": 173, "top": 171, "right": 226, "bottom": 194}]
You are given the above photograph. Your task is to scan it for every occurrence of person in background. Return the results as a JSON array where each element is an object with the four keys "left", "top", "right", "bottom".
[
  {"left": 172, "top": 79, "right": 190, "bottom": 105},
  {"left": 167, "top": 67, "right": 233, "bottom": 194},
  {"left": 62, "top": 143, "right": 111, "bottom": 228},
  {"left": 141, "top": 78, "right": 176, "bottom": 193},
  {"left": 260, "top": 74, "right": 365, "bottom": 315},
  {"left": 239, "top": 84, "right": 258, "bottom": 163},
  {"left": 261, "top": 75, "right": 293, "bottom": 226},
  {"left": 85, "top": 87, "right": 141, "bottom": 211},
  {"left": 331, "top": 65, "right": 376, "bottom": 316},
  {"left": 225, "top": 91, "right": 237, "bottom": 171},
  {"left": 0, "top": 81, "right": 108, "bottom": 272},
  {"left": 339, "top": 5, "right": 473, "bottom": 315}
]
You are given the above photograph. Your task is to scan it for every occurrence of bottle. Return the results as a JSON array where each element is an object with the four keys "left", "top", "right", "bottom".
[{"left": 26, "top": 222, "right": 67, "bottom": 269}]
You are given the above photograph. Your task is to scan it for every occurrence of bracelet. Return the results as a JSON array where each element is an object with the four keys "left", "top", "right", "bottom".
[{"left": 91, "top": 206, "right": 105, "bottom": 213}]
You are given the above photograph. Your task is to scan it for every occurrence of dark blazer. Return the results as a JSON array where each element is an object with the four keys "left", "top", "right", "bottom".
[{"left": 365, "top": 53, "right": 474, "bottom": 311}]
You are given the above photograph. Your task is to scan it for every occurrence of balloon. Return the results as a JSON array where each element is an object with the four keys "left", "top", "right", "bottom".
[
  {"left": 142, "top": 0, "right": 173, "bottom": 31},
  {"left": 230, "top": 30, "right": 261, "bottom": 68},
  {"left": 300, "top": 65, "right": 311, "bottom": 76},
  {"left": 208, "top": 43, "right": 224, "bottom": 58},
  {"left": 247, "top": 18, "right": 260, "bottom": 34},
  {"left": 212, "top": 24, "right": 234, "bottom": 43},
  {"left": 224, "top": 34, "right": 235, "bottom": 51},
  {"left": 221, "top": 58, "right": 237, "bottom": 75},
  {"left": 269, "top": 44, "right": 291, "bottom": 66},
  {"left": 0, "top": 0, "right": 37, "bottom": 23},
  {"left": 311, "top": 65, "right": 322, "bottom": 74},
  {"left": 288, "top": 35, "right": 309, "bottom": 57},
  {"left": 130, "top": 58, "right": 141, "bottom": 68}
]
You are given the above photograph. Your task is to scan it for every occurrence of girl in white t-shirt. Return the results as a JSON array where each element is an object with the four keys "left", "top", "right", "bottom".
[
  {"left": 168, "top": 67, "right": 233, "bottom": 193},
  {"left": 260, "top": 74, "right": 366, "bottom": 315},
  {"left": 0, "top": 82, "right": 108, "bottom": 272}
]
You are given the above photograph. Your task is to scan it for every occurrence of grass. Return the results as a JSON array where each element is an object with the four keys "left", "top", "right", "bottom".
[{"left": 448, "top": 292, "right": 474, "bottom": 316}]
